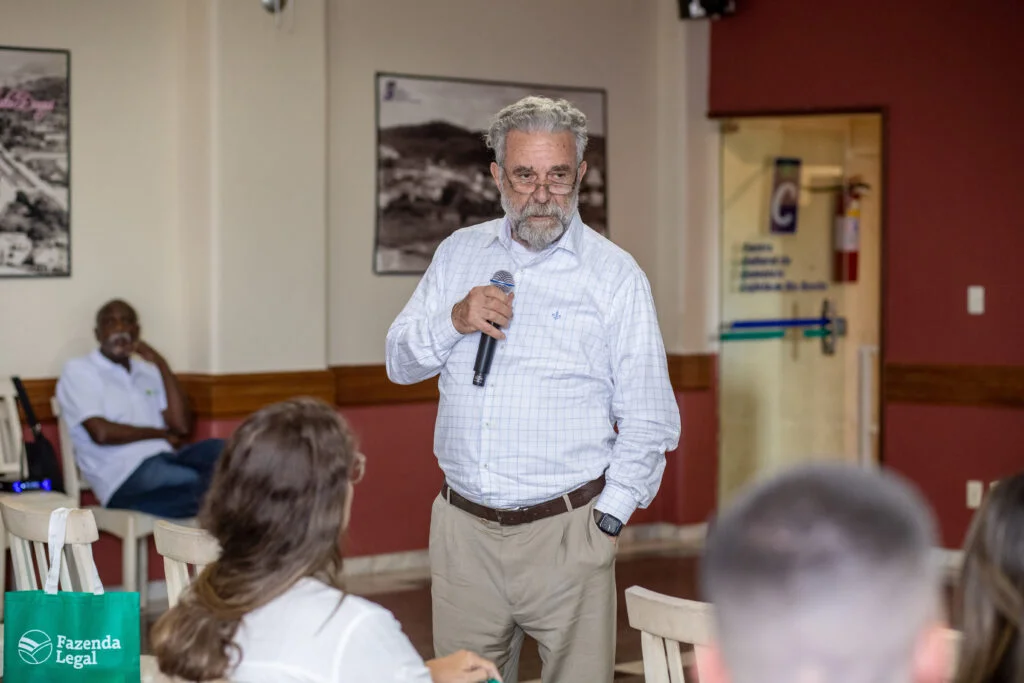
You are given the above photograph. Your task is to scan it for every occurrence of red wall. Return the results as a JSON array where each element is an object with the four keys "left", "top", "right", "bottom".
[
  {"left": 708, "top": 0, "right": 1024, "bottom": 545},
  {"left": 30, "top": 386, "right": 717, "bottom": 586}
]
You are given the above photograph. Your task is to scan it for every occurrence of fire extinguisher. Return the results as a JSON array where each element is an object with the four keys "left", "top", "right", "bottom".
[{"left": 833, "top": 178, "right": 869, "bottom": 283}]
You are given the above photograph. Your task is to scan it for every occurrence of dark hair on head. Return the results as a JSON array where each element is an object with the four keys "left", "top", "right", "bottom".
[
  {"left": 151, "top": 397, "right": 358, "bottom": 681},
  {"left": 95, "top": 298, "right": 137, "bottom": 326},
  {"left": 955, "top": 471, "right": 1024, "bottom": 683}
]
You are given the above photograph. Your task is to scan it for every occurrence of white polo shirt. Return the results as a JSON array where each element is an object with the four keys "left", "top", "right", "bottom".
[
  {"left": 230, "top": 577, "right": 433, "bottom": 682},
  {"left": 55, "top": 349, "right": 173, "bottom": 505}
]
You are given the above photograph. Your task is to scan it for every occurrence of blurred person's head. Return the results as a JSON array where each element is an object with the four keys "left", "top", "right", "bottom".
[
  {"left": 955, "top": 471, "right": 1024, "bottom": 683},
  {"left": 698, "top": 463, "right": 948, "bottom": 683},
  {"left": 94, "top": 299, "right": 138, "bottom": 364},
  {"left": 485, "top": 95, "right": 588, "bottom": 251},
  {"left": 151, "top": 398, "right": 364, "bottom": 681}
]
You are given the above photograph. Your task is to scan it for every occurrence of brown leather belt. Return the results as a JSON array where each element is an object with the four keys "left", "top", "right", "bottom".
[{"left": 441, "top": 475, "right": 605, "bottom": 526}]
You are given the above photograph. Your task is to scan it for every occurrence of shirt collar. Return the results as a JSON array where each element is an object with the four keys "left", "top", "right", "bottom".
[
  {"left": 491, "top": 212, "right": 584, "bottom": 257},
  {"left": 90, "top": 348, "right": 133, "bottom": 375}
]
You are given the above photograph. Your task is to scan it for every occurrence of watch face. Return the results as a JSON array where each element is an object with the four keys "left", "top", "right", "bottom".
[{"left": 599, "top": 514, "right": 622, "bottom": 536}]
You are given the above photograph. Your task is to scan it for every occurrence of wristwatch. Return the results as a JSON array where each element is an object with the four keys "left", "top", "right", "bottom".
[{"left": 594, "top": 509, "right": 623, "bottom": 537}]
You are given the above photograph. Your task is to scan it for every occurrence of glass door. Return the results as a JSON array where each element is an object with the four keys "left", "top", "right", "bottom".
[{"left": 717, "top": 114, "right": 882, "bottom": 505}]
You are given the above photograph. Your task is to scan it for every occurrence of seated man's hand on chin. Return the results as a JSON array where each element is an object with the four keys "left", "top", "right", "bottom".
[
  {"left": 426, "top": 650, "right": 502, "bottom": 683},
  {"left": 133, "top": 339, "right": 164, "bottom": 365}
]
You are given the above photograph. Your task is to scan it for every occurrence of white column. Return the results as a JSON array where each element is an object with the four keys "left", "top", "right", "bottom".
[
  {"left": 177, "top": 0, "right": 329, "bottom": 374},
  {"left": 653, "top": 0, "right": 721, "bottom": 355}
]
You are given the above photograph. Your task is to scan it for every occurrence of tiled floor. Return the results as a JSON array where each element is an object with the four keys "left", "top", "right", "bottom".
[
  {"left": 139, "top": 546, "right": 958, "bottom": 682},
  {"left": 142, "top": 546, "right": 701, "bottom": 682},
  {"left": 370, "top": 549, "right": 701, "bottom": 682}
]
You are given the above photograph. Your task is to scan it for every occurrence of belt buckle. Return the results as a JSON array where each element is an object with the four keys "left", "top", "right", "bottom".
[{"left": 493, "top": 506, "right": 523, "bottom": 525}]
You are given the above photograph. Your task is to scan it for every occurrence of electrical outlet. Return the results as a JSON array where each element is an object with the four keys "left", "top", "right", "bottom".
[
  {"left": 967, "top": 480, "right": 984, "bottom": 509},
  {"left": 968, "top": 286, "right": 985, "bottom": 315}
]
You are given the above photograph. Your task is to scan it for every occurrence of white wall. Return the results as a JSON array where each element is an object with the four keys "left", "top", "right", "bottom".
[
  {"left": 176, "top": 0, "right": 215, "bottom": 373},
  {"left": 327, "top": 0, "right": 667, "bottom": 365},
  {"left": 653, "top": 8, "right": 720, "bottom": 354},
  {"left": 2, "top": 0, "right": 720, "bottom": 379},
  {"left": 0, "top": 0, "right": 183, "bottom": 378},
  {"left": 0, "top": 0, "right": 329, "bottom": 378},
  {"left": 207, "top": 0, "right": 327, "bottom": 374}
]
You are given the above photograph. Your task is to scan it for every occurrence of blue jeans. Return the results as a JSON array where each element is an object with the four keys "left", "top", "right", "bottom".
[{"left": 106, "top": 439, "right": 225, "bottom": 519}]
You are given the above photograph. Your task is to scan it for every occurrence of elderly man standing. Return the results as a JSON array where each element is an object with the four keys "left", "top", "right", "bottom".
[{"left": 386, "top": 96, "right": 680, "bottom": 682}]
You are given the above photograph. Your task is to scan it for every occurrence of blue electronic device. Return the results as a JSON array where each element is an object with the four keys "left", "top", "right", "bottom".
[{"left": 0, "top": 478, "right": 53, "bottom": 493}]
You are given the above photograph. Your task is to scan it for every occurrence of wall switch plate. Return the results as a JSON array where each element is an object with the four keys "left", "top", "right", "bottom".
[
  {"left": 967, "top": 480, "right": 984, "bottom": 509},
  {"left": 968, "top": 286, "right": 985, "bottom": 315}
]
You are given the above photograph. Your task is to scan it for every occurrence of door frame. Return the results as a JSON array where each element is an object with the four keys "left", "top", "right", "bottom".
[{"left": 707, "top": 106, "right": 890, "bottom": 467}]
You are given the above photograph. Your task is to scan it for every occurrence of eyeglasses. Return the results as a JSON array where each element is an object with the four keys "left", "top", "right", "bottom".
[
  {"left": 350, "top": 452, "right": 366, "bottom": 485},
  {"left": 503, "top": 166, "right": 579, "bottom": 196}
]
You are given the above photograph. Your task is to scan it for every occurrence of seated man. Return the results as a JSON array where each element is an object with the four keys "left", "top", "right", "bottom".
[
  {"left": 56, "top": 299, "right": 224, "bottom": 518},
  {"left": 698, "top": 463, "right": 952, "bottom": 683}
]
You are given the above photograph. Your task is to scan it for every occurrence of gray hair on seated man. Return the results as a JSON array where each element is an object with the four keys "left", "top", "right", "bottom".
[{"left": 697, "top": 464, "right": 951, "bottom": 683}]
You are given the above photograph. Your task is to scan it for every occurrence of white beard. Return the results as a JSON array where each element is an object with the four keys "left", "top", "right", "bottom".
[{"left": 501, "top": 188, "right": 579, "bottom": 251}]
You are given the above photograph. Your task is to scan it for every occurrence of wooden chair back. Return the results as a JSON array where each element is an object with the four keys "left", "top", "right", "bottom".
[{"left": 154, "top": 519, "right": 220, "bottom": 607}]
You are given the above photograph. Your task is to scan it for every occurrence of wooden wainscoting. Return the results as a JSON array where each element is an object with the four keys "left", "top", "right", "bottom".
[
  {"left": 18, "top": 378, "right": 59, "bottom": 422},
  {"left": 667, "top": 354, "right": 715, "bottom": 392},
  {"left": 884, "top": 363, "right": 1024, "bottom": 409},
  {"left": 25, "top": 359, "right": 1024, "bottom": 422},
  {"left": 332, "top": 365, "right": 439, "bottom": 406},
  {"left": 18, "top": 371, "right": 335, "bottom": 422},
  {"left": 19, "top": 353, "right": 715, "bottom": 422},
  {"left": 177, "top": 371, "right": 336, "bottom": 419}
]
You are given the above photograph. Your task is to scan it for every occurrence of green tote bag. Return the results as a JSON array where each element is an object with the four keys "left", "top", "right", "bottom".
[{"left": 3, "top": 507, "right": 141, "bottom": 682}]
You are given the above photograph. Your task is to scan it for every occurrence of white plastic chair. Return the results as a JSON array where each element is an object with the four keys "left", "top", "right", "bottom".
[
  {"left": 0, "top": 379, "right": 25, "bottom": 479},
  {"left": 625, "top": 586, "right": 711, "bottom": 683},
  {"left": 0, "top": 500, "right": 102, "bottom": 592},
  {"left": 52, "top": 396, "right": 196, "bottom": 609},
  {"left": 0, "top": 381, "right": 75, "bottom": 620},
  {"left": 154, "top": 519, "right": 220, "bottom": 607},
  {"left": 0, "top": 502, "right": 190, "bottom": 683}
]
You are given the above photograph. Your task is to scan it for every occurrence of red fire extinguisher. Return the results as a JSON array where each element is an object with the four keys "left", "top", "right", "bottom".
[{"left": 833, "top": 177, "right": 869, "bottom": 283}]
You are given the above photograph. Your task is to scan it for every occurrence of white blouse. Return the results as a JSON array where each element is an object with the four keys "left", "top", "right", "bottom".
[{"left": 227, "top": 577, "right": 432, "bottom": 682}]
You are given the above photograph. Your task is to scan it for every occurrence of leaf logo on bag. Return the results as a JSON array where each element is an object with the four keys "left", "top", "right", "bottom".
[{"left": 17, "top": 630, "right": 53, "bottom": 665}]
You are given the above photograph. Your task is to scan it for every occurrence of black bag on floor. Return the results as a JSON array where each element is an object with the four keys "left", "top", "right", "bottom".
[{"left": 11, "top": 376, "right": 65, "bottom": 493}]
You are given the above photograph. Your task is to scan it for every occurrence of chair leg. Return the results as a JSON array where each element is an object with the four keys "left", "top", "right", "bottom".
[
  {"left": 122, "top": 517, "right": 137, "bottom": 595},
  {"left": 138, "top": 536, "right": 149, "bottom": 610},
  {"left": 0, "top": 523, "right": 7, "bottom": 622}
]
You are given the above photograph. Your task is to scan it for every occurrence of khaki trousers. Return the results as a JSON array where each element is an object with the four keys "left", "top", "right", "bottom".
[{"left": 429, "top": 493, "right": 617, "bottom": 683}]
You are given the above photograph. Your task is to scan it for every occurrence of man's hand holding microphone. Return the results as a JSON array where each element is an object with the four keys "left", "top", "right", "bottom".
[
  {"left": 452, "top": 271, "right": 516, "bottom": 388},
  {"left": 451, "top": 284, "right": 514, "bottom": 339}
]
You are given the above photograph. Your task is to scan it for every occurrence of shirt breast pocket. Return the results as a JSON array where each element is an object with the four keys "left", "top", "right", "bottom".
[
  {"left": 138, "top": 381, "right": 166, "bottom": 418},
  {"left": 101, "top": 388, "right": 135, "bottom": 424},
  {"left": 518, "top": 298, "right": 610, "bottom": 385},
  {"left": 103, "top": 380, "right": 164, "bottom": 426}
]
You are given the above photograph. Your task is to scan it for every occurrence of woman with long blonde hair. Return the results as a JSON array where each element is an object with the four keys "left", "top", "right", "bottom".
[
  {"left": 152, "top": 398, "right": 500, "bottom": 682},
  {"left": 955, "top": 471, "right": 1024, "bottom": 683}
]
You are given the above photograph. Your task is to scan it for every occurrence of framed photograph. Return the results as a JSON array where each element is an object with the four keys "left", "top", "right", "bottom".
[
  {"left": 374, "top": 73, "right": 607, "bottom": 275},
  {"left": 0, "top": 46, "right": 71, "bottom": 278}
]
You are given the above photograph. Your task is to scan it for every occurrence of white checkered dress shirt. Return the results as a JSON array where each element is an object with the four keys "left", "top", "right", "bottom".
[{"left": 385, "top": 214, "right": 680, "bottom": 524}]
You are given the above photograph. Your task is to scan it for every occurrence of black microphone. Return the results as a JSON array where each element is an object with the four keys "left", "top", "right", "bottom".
[{"left": 473, "top": 270, "right": 515, "bottom": 387}]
